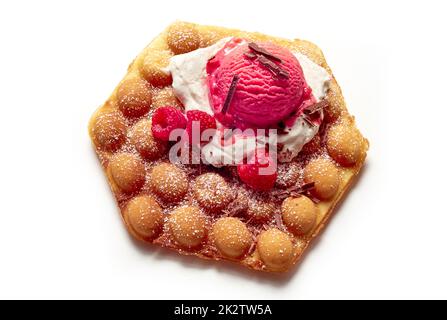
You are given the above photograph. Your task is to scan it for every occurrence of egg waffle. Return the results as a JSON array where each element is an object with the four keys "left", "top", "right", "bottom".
[{"left": 88, "top": 21, "right": 368, "bottom": 272}]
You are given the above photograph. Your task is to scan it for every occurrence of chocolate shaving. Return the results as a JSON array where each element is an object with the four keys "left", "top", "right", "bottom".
[
  {"left": 245, "top": 42, "right": 289, "bottom": 79},
  {"left": 277, "top": 121, "right": 289, "bottom": 135},
  {"left": 272, "top": 181, "right": 316, "bottom": 201},
  {"left": 274, "top": 143, "right": 285, "bottom": 153},
  {"left": 248, "top": 42, "right": 282, "bottom": 63},
  {"left": 222, "top": 199, "right": 247, "bottom": 217},
  {"left": 257, "top": 55, "right": 289, "bottom": 79},
  {"left": 304, "top": 100, "right": 329, "bottom": 115},
  {"left": 247, "top": 239, "right": 257, "bottom": 255},
  {"left": 221, "top": 74, "right": 239, "bottom": 114},
  {"left": 303, "top": 115, "right": 316, "bottom": 127},
  {"left": 309, "top": 195, "right": 321, "bottom": 204},
  {"left": 300, "top": 182, "right": 315, "bottom": 192}
]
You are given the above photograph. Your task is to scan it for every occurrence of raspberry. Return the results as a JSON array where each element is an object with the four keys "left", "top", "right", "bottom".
[
  {"left": 186, "top": 110, "right": 217, "bottom": 144},
  {"left": 151, "top": 106, "right": 187, "bottom": 141},
  {"left": 237, "top": 150, "right": 277, "bottom": 191}
]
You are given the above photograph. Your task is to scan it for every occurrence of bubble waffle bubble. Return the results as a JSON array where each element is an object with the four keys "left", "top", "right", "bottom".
[{"left": 88, "top": 21, "right": 369, "bottom": 273}]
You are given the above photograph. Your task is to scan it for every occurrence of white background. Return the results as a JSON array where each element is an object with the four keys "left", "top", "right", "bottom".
[{"left": 0, "top": 0, "right": 446, "bottom": 300}]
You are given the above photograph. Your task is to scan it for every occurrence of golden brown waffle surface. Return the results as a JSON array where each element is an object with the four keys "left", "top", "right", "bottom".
[{"left": 88, "top": 21, "right": 368, "bottom": 273}]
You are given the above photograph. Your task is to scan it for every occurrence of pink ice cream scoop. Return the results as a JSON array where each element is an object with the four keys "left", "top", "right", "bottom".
[{"left": 207, "top": 39, "right": 311, "bottom": 129}]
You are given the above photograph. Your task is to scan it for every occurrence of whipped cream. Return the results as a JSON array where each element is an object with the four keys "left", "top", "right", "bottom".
[
  {"left": 166, "top": 38, "right": 231, "bottom": 115},
  {"left": 166, "top": 38, "right": 331, "bottom": 165},
  {"left": 294, "top": 52, "right": 330, "bottom": 101}
]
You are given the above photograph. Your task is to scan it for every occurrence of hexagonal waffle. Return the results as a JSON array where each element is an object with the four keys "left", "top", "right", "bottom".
[{"left": 88, "top": 21, "right": 368, "bottom": 272}]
